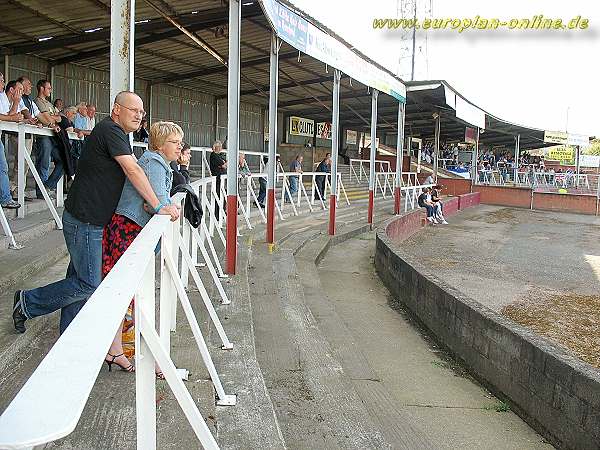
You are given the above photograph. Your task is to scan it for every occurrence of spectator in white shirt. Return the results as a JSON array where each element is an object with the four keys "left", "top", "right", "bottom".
[
  {"left": 0, "top": 74, "right": 24, "bottom": 209},
  {"left": 86, "top": 104, "right": 96, "bottom": 130},
  {"left": 8, "top": 76, "right": 42, "bottom": 196}
]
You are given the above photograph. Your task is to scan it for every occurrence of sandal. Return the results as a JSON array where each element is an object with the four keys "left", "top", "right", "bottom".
[{"left": 105, "top": 353, "right": 135, "bottom": 373}]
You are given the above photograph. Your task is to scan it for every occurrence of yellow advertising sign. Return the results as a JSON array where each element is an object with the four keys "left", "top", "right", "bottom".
[
  {"left": 547, "top": 146, "right": 574, "bottom": 163},
  {"left": 289, "top": 116, "right": 314, "bottom": 137}
]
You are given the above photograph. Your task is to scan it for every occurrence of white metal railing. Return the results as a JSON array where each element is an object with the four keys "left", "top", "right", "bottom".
[
  {"left": 215, "top": 171, "right": 350, "bottom": 229},
  {"left": 475, "top": 167, "right": 597, "bottom": 193},
  {"left": 0, "top": 175, "right": 235, "bottom": 450},
  {"left": 349, "top": 158, "right": 391, "bottom": 183},
  {"left": 189, "top": 147, "right": 284, "bottom": 179},
  {"left": 401, "top": 183, "right": 436, "bottom": 213}
]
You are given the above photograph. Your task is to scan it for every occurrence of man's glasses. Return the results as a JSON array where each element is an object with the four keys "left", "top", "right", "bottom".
[{"left": 116, "top": 102, "right": 146, "bottom": 118}]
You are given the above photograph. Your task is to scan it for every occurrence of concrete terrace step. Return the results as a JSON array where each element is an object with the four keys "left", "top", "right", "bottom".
[
  {"left": 1, "top": 207, "right": 63, "bottom": 249},
  {"left": 247, "top": 238, "right": 388, "bottom": 448},
  {"left": 292, "top": 232, "right": 437, "bottom": 449},
  {"left": 238, "top": 199, "right": 403, "bottom": 448}
]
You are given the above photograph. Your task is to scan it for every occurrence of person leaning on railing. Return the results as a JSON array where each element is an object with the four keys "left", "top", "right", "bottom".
[
  {"left": 12, "top": 91, "right": 180, "bottom": 336},
  {"left": 0, "top": 73, "right": 25, "bottom": 209},
  {"left": 102, "top": 121, "right": 184, "bottom": 375}
]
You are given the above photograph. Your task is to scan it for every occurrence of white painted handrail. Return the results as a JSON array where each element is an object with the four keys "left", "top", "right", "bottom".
[
  {"left": 0, "top": 175, "right": 233, "bottom": 450},
  {"left": 349, "top": 158, "right": 391, "bottom": 183}
]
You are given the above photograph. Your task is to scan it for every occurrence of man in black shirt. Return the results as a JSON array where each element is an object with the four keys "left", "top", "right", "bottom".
[
  {"left": 209, "top": 140, "right": 227, "bottom": 219},
  {"left": 13, "top": 91, "right": 180, "bottom": 334}
]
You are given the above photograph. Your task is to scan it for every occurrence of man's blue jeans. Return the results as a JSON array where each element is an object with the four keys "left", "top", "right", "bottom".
[
  {"left": 0, "top": 140, "right": 12, "bottom": 204},
  {"left": 21, "top": 210, "right": 103, "bottom": 334},
  {"left": 35, "top": 136, "right": 64, "bottom": 197},
  {"left": 257, "top": 177, "right": 266, "bottom": 204},
  {"left": 285, "top": 176, "right": 298, "bottom": 202}
]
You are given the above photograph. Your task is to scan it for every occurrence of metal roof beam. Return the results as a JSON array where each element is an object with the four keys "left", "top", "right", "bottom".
[
  {"left": 216, "top": 75, "right": 334, "bottom": 99},
  {"left": 48, "top": 6, "right": 262, "bottom": 65},
  {"left": 154, "top": 50, "right": 299, "bottom": 84},
  {"left": 3, "top": 10, "right": 224, "bottom": 55}
]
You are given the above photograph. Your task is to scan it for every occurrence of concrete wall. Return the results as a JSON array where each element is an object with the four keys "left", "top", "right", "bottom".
[
  {"left": 458, "top": 192, "right": 480, "bottom": 210},
  {"left": 532, "top": 192, "right": 598, "bottom": 215},
  {"left": 375, "top": 207, "right": 600, "bottom": 450},
  {"left": 439, "top": 178, "right": 471, "bottom": 197},
  {"left": 476, "top": 185, "right": 532, "bottom": 208}
]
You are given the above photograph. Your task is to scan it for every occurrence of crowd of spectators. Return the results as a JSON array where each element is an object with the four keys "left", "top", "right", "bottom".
[{"left": 0, "top": 73, "right": 98, "bottom": 208}]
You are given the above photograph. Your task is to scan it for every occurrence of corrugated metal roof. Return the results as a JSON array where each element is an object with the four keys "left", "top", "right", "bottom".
[{"left": 0, "top": 0, "right": 549, "bottom": 147}]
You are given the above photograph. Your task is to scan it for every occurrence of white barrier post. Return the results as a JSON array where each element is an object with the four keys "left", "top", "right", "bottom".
[{"left": 135, "top": 258, "right": 157, "bottom": 450}]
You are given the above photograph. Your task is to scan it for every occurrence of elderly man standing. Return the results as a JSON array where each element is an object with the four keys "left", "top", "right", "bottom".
[
  {"left": 12, "top": 91, "right": 180, "bottom": 334},
  {"left": 86, "top": 104, "right": 96, "bottom": 130},
  {"left": 0, "top": 73, "right": 24, "bottom": 209}
]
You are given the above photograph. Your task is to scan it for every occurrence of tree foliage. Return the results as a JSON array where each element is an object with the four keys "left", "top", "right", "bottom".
[{"left": 583, "top": 139, "right": 600, "bottom": 155}]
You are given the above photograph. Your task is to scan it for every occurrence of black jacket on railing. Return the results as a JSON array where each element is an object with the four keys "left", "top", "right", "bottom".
[
  {"left": 55, "top": 119, "right": 77, "bottom": 177},
  {"left": 171, "top": 184, "right": 203, "bottom": 228}
]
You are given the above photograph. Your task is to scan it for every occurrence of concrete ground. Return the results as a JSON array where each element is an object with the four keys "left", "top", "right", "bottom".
[
  {"left": 315, "top": 232, "right": 552, "bottom": 450},
  {"left": 398, "top": 205, "right": 600, "bottom": 312},
  {"left": 398, "top": 205, "right": 600, "bottom": 369}
]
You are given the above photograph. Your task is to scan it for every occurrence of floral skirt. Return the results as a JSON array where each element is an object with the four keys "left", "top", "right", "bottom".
[{"left": 102, "top": 213, "right": 143, "bottom": 358}]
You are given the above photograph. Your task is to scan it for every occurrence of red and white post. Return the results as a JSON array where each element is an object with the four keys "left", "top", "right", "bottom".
[
  {"left": 328, "top": 70, "right": 341, "bottom": 235},
  {"left": 225, "top": 0, "right": 241, "bottom": 274},
  {"left": 368, "top": 89, "right": 378, "bottom": 227},
  {"left": 266, "top": 34, "right": 280, "bottom": 244},
  {"left": 394, "top": 102, "right": 405, "bottom": 215}
]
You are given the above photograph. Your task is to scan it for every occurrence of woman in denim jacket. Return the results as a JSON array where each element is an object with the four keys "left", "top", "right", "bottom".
[{"left": 102, "top": 121, "right": 183, "bottom": 374}]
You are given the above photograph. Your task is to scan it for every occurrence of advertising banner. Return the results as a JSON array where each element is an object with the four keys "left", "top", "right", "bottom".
[
  {"left": 289, "top": 116, "right": 314, "bottom": 137},
  {"left": 317, "top": 122, "right": 332, "bottom": 139},
  {"left": 464, "top": 127, "right": 476, "bottom": 144},
  {"left": 547, "top": 146, "right": 575, "bottom": 163},
  {"left": 260, "top": 0, "right": 406, "bottom": 102},
  {"left": 346, "top": 129, "right": 357, "bottom": 145},
  {"left": 544, "top": 131, "right": 568, "bottom": 145}
]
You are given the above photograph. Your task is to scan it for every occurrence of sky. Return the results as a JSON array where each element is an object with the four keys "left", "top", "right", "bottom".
[{"left": 289, "top": 0, "right": 600, "bottom": 137}]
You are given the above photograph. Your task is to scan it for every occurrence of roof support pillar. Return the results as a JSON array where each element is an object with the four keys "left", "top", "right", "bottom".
[
  {"left": 266, "top": 34, "right": 279, "bottom": 245},
  {"left": 368, "top": 89, "right": 378, "bottom": 227},
  {"left": 433, "top": 112, "right": 440, "bottom": 181},
  {"left": 110, "top": 0, "right": 135, "bottom": 104},
  {"left": 225, "top": 0, "right": 241, "bottom": 275},
  {"left": 394, "top": 102, "right": 405, "bottom": 214},
  {"left": 328, "top": 69, "right": 341, "bottom": 235},
  {"left": 471, "top": 127, "right": 480, "bottom": 189}
]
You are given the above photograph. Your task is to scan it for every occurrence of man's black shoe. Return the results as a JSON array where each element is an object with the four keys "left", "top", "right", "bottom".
[{"left": 13, "top": 290, "right": 26, "bottom": 334}]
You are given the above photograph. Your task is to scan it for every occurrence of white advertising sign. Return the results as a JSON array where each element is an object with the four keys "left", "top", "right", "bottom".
[{"left": 317, "top": 122, "right": 332, "bottom": 139}]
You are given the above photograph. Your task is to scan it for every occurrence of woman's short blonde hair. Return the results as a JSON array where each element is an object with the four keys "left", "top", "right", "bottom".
[{"left": 149, "top": 121, "right": 184, "bottom": 151}]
